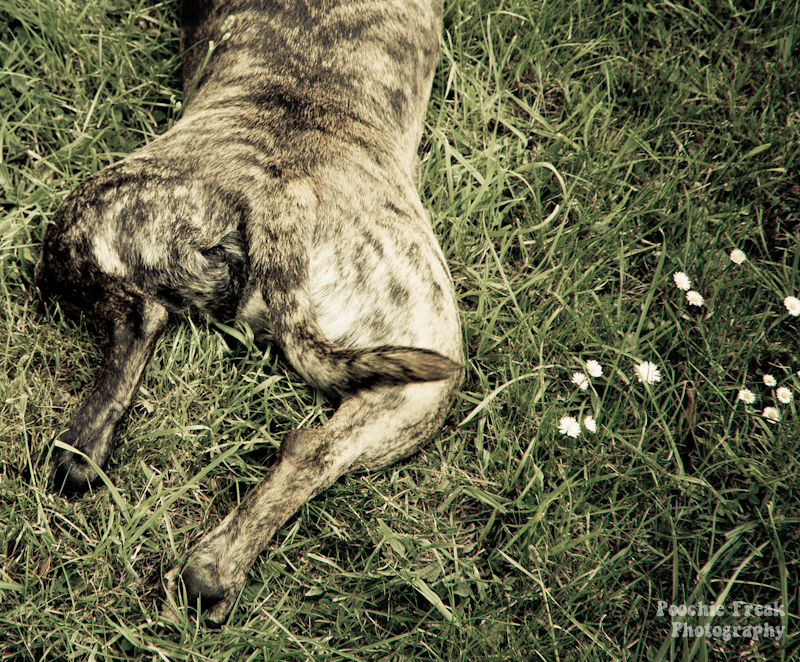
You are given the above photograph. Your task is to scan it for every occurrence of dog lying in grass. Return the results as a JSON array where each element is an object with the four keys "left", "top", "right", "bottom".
[{"left": 35, "top": 0, "right": 462, "bottom": 625}]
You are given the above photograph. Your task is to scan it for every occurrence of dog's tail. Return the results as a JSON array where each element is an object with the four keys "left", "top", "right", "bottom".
[
  {"left": 266, "top": 275, "right": 461, "bottom": 397},
  {"left": 284, "top": 335, "right": 462, "bottom": 398}
]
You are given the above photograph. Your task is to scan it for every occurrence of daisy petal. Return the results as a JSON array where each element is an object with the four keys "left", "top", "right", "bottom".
[
  {"left": 558, "top": 416, "right": 581, "bottom": 438},
  {"left": 635, "top": 361, "right": 661, "bottom": 384},
  {"left": 784, "top": 296, "right": 800, "bottom": 316},
  {"left": 673, "top": 272, "right": 691, "bottom": 291},
  {"left": 729, "top": 249, "right": 746, "bottom": 264},
  {"left": 686, "top": 290, "right": 704, "bottom": 306},
  {"left": 571, "top": 372, "right": 589, "bottom": 391},
  {"left": 585, "top": 360, "right": 603, "bottom": 378},
  {"left": 737, "top": 389, "right": 755, "bottom": 404}
]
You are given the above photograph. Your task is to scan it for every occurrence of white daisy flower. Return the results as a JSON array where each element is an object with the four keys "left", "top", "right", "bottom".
[
  {"left": 673, "top": 272, "right": 691, "bottom": 291},
  {"left": 686, "top": 290, "right": 704, "bottom": 306},
  {"left": 572, "top": 372, "right": 589, "bottom": 391},
  {"left": 729, "top": 249, "right": 746, "bottom": 264},
  {"left": 776, "top": 387, "right": 793, "bottom": 404},
  {"left": 763, "top": 375, "right": 777, "bottom": 387},
  {"left": 584, "top": 416, "right": 597, "bottom": 433},
  {"left": 784, "top": 296, "right": 800, "bottom": 316},
  {"left": 585, "top": 360, "right": 603, "bottom": 378},
  {"left": 558, "top": 416, "right": 581, "bottom": 438},
  {"left": 763, "top": 407, "right": 780, "bottom": 423},
  {"left": 737, "top": 389, "right": 756, "bottom": 404},
  {"left": 634, "top": 361, "right": 662, "bottom": 384}
]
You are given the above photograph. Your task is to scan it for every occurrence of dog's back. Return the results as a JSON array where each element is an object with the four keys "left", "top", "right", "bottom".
[
  {"left": 181, "top": 0, "right": 440, "bottom": 163},
  {"left": 36, "top": 0, "right": 461, "bottom": 624}
]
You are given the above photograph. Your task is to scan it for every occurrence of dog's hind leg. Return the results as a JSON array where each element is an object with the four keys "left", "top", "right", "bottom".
[
  {"left": 39, "top": 271, "right": 169, "bottom": 492},
  {"left": 165, "top": 377, "right": 455, "bottom": 625}
]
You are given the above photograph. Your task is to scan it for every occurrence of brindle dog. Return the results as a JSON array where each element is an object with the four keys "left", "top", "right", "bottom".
[{"left": 35, "top": 0, "right": 462, "bottom": 624}]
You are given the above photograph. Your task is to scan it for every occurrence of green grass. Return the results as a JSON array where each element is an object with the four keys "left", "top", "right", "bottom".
[{"left": 2, "top": 0, "right": 799, "bottom": 659}]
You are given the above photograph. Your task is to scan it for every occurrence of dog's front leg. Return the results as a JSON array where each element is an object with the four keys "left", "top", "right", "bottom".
[{"left": 49, "top": 283, "right": 169, "bottom": 493}]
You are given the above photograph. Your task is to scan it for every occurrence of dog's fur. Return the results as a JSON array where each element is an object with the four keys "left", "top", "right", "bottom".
[{"left": 35, "top": 0, "right": 461, "bottom": 624}]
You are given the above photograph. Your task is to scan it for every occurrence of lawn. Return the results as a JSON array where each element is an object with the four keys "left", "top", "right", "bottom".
[{"left": 1, "top": 0, "right": 799, "bottom": 660}]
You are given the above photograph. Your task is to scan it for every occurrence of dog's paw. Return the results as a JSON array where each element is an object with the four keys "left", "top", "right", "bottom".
[
  {"left": 163, "top": 560, "right": 241, "bottom": 627},
  {"left": 49, "top": 444, "right": 99, "bottom": 494}
]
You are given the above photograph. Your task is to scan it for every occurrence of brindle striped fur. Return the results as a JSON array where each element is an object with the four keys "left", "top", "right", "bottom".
[{"left": 35, "top": 0, "right": 461, "bottom": 624}]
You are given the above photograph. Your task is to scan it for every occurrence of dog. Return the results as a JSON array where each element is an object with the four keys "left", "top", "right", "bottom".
[{"left": 35, "top": 0, "right": 462, "bottom": 624}]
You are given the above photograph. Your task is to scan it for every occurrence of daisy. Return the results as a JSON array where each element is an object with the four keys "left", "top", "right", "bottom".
[
  {"left": 729, "top": 249, "right": 746, "bottom": 264},
  {"left": 776, "top": 387, "right": 793, "bottom": 404},
  {"left": 673, "top": 272, "right": 691, "bottom": 291},
  {"left": 572, "top": 372, "right": 589, "bottom": 391},
  {"left": 634, "top": 361, "right": 662, "bottom": 384},
  {"left": 584, "top": 416, "right": 597, "bottom": 433},
  {"left": 763, "top": 407, "right": 780, "bottom": 423},
  {"left": 737, "top": 389, "right": 756, "bottom": 404},
  {"left": 585, "top": 360, "right": 603, "bottom": 378},
  {"left": 558, "top": 416, "right": 581, "bottom": 438},
  {"left": 763, "top": 375, "right": 777, "bottom": 387},
  {"left": 784, "top": 296, "right": 800, "bottom": 316},
  {"left": 686, "top": 290, "right": 704, "bottom": 306}
]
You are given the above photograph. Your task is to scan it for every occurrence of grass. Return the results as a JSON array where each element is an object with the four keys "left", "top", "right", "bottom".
[{"left": 1, "top": 0, "right": 799, "bottom": 659}]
